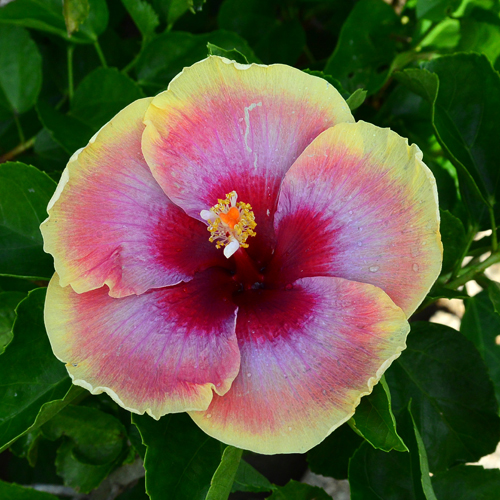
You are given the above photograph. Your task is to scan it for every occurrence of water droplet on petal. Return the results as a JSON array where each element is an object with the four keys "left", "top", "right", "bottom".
[
  {"left": 288, "top": 427, "right": 292, "bottom": 431},
  {"left": 285, "top": 283, "right": 293, "bottom": 290},
  {"left": 357, "top": 241, "right": 362, "bottom": 247},
  {"left": 413, "top": 263, "right": 419, "bottom": 272},
  {"left": 247, "top": 372, "right": 252, "bottom": 377},
  {"left": 206, "top": 413, "right": 212, "bottom": 419},
  {"left": 369, "top": 265, "right": 379, "bottom": 273}
]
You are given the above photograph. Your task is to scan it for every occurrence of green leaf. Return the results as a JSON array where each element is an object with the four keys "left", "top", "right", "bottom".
[
  {"left": 425, "top": 286, "right": 469, "bottom": 301},
  {"left": 458, "top": 7, "right": 500, "bottom": 65},
  {"left": 0, "top": 26, "right": 42, "bottom": 114},
  {"left": 419, "top": 18, "right": 461, "bottom": 50},
  {"left": 132, "top": 413, "right": 222, "bottom": 500},
  {"left": 393, "top": 68, "right": 439, "bottom": 105},
  {"left": 0, "top": 291, "right": 25, "bottom": 353},
  {"left": 268, "top": 480, "right": 331, "bottom": 500},
  {"left": 405, "top": 403, "right": 437, "bottom": 500},
  {"left": 0, "top": 0, "right": 108, "bottom": 44},
  {"left": 349, "top": 403, "right": 437, "bottom": 500},
  {"left": 70, "top": 67, "right": 144, "bottom": 131},
  {"left": 385, "top": 322, "right": 500, "bottom": 471},
  {"left": 70, "top": 0, "right": 109, "bottom": 43},
  {"left": 205, "top": 446, "right": 243, "bottom": 500},
  {"left": 231, "top": 459, "right": 273, "bottom": 494},
  {"left": 165, "top": 0, "right": 203, "bottom": 28},
  {"left": 42, "top": 405, "right": 127, "bottom": 465},
  {"left": 432, "top": 465, "right": 500, "bottom": 499},
  {"left": 207, "top": 43, "right": 249, "bottom": 64},
  {"left": 218, "top": 0, "right": 304, "bottom": 65},
  {"left": 218, "top": 0, "right": 274, "bottom": 46},
  {"left": 302, "top": 70, "right": 347, "bottom": 98},
  {"left": 121, "top": 0, "right": 159, "bottom": 40},
  {"left": 307, "top": 423, "right": 363, "bottom": 480},
  {"left": 0, "top": 162, "right": 56, "bottom": 280},
  {"left": 54, "top": 438, "right": 117, "bottom": 493},
  {"left": 440, "top": 209, "right": 467, "bottom": 273},
  {"left": 0, "top": 289, "right": 72, "bottom": 451},
  {"left": 396, "top": 66, "right": 490, "bottom": 226},
  {"left": 63, "top": 0, "right": 90, "bottom": 36},
  {"left": 425, "top": 53, "right": 500, "bottom": 219},
  {"left": 461, "top": 290, "right": 500, "bottom": 406},
  {"left": 9, "top": 428, "right": 43, "bottom": 466},
  {"left": 324, "top": 0, "right": 404, "bottom": 95},
  {"left": 346, "top": 88, "right": 367, "bottom": 111},
  {"left": 1, "top": 385, "right": 84, "bottom": 455},
  {"left": 417, "top": 0, "right": 462, "bottom": 21},
  {"left": 0, "top": 276, "right": 38, "bottom": 293},
  {"left": 255, "top": 19, "right": 306, "bottom": 65},
  {"left": 0, "top": 0, "right": 69, "bottom": 41},
  {"left": 42, "top": 405, "right": 128, "bottom": 493},
  {"left": 136, "top": 30, "right": 259, "bottom": 92},
  {"left": 37, "top": 99, "right": 94, "bottom": 154},
  {"left": 0, "top": 480, "right": 59, "bottom": 500},
  {"left": 350, "top": 377, "right": 407, "bottom": 453},
  {"left": 488, "top": 281, "right": 500, "bottom": 315}
]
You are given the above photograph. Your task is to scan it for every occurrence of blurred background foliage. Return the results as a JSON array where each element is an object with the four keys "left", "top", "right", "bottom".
[{"left": 1, "top": 0, "right": 500, "bottom": 498}]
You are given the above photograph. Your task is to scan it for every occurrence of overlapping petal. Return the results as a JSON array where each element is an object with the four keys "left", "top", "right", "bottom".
[
  {"left": 41, "top": 98, "right": 224, "bottom": 298},
  {"left": 142, "top": 56, "right": 355, "bottom": 261},
  {"left": 270, "top": 121, "right": 442, "bottom": 316},
  {"left": 44, "top": 268, "right": 240, "bottom": 417},
  {"left": 190, "top": 276, "right": 409, "bottom": 454}
]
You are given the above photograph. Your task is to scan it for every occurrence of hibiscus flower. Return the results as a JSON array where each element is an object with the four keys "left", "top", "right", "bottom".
[{"left": 41, "top": 56, "right": 442, "bottom": 454}]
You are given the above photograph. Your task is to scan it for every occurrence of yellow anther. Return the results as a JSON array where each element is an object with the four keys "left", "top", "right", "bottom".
[{"left": 200, "top": 191, "right": 257, "bottom": 258}]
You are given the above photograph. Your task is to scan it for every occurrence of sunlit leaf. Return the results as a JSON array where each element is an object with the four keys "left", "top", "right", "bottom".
[
  {"left": 350, "top": 377, "right": 407, "bottom": 453},
  {"left": 206, "top": 446, "right": 243, "bottom": 500},
  {"left": 63, "top": 0, "right": 90, "bottom": 36}
]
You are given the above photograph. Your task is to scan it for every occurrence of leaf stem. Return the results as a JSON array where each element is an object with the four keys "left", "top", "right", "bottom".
[
  {"left": 67, "top": 44, "right": 74, "bottom": 103},
  {"left": 413, "top": 21, "right": 438, "bottom": 49},
  {"left": 450, "top": 224, "right": 477, "bottom": 282},
  {"left": 13, "top": 114, "right": 25, "bottom": 144},
  {"left": 122, "top": 52, "right": 140, "bottom": 75},
  {"left": 489, "top": 206, "right": 498, "bottom": 252},
  {"left": 0, "top": 136, "right": 36, "bottom": 163},
  {"left": 94, "top": 40, "right": 108, "bottom": 68},
  {"left": 445, "top": 251, "right": 500, "bottom": 290}
]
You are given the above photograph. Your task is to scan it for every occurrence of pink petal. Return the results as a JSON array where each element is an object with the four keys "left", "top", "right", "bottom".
[
  {"left": 44, "top": 269, "right": 240, "bottom": 417},
  {"left": 269, "top": 121, "right": 442, "bottom": 316},
  {"left": 142, "top": 56, "right": 354, "bottom": 262},
  {"left": 189, "top": 276, "right": 409, "bottom": 454},
  {"left": 41, "top": 98, "right": 224, "bottom": 298}
]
